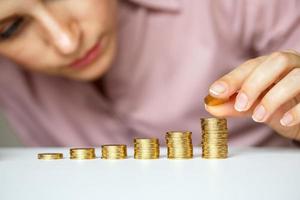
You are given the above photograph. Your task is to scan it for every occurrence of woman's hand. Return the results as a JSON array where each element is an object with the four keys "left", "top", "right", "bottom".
[{"left": 205, "top": 50, "right": 300, "bottom": 141}]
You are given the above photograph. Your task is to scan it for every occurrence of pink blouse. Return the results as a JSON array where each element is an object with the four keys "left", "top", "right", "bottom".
[{"left": 1, "top": 0, "right": 300, "bottom": 147}]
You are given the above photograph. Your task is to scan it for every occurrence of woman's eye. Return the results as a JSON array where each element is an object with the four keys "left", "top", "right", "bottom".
[{"left": 0, "top": 17, "right": 25, "bottom": 40}]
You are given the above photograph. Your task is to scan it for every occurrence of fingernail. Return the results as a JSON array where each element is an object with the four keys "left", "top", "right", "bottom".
[
  {"left": 252, "top": 105, "right": 267, "bottom": 122},
  {"left": 280, "top": 113, "right": 293, "bottom": 126},
  {"left": 234, "top": 92, "right": 248, "bottom": 111},
  {"left": 209, "top": 82, "right": 227, "bottom": 95}
]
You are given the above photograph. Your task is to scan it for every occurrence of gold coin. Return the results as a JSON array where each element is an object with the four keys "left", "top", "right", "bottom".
[
  {"left": 168, "top": 155, "right": 193, "bottom": 159},
  {"left": 202, "top": 138, "right": 228, "bottom": 142},
  {"left": 38, "top": 153, "right": 63, "bottom": 160},
  {"left": 202, "top": 128, "right": 227, "bottom": 131},
  {"left": 202, "top": 127, "right": 227, "bottom": 130},
  {"left": 202, "top": 155, "right": 227, "bottom": 159},
  {"left": 201, "top": 117, "right": 227, "bottom": 123},
  {"left": 202, "top": 131, "right": 228, "bottom": 134},
  {"left": 102, "top": 144, "right": 127, "bottom": 149},
  {"left": 202, "top": 143, "right": 228, "bottom": 147},
  {"left": 204, "top": 95, "right": 229, "bottom": 106},
  {"left": 202, "top": 134, "right": 228, "bottom": 139},
  {"left": 202, "top": 148, "right": 228, "bottom": 152},
  {"left": 201, "top": 125, "right": 227, "bottom": 130},
  {"left": 134, "top": 138, "right": 159, "bottom": 143},
  {"left": 166, "top": 131, "right": 192, "bottom": 137}
]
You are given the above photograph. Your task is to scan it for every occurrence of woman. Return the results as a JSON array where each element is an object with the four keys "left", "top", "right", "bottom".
[{"left": 0, "top": 0, "right": 300, "bottom": 147}]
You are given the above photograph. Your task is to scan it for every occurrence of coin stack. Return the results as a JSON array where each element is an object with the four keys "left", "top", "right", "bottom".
[
  {"left": 134, "top": 138, "right": 160, "bottom": 159},
  {"left": 165, "top": 131, "right": 193, "bottom": 159},
  {"left": 38, "top": 153, "right": 63, "bottom": 160},
  {"left": 70, "top": 148, "right": 96, "bottom": 160},
  {"left": 201, "top": 118, "right": 228, "bottom": 159},
  {"left": 101, "top": 145, "right": 127, "bottom": 159}
]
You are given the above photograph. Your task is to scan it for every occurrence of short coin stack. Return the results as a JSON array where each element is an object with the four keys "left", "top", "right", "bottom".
[
  {"left": 201, "top": 118, "right": 228, "bottom": 159},
  {"left": 70, "top": 148, "right": 96, "bottom": 160},
  {"left": 166, "top": 131, "right": 193, "bottom": 159},
  {"left": 134, "top": 138, "right": 160, "bottom": 159},
  {"left": 101, "top": 145, "right": 127, "bottom": 159}
]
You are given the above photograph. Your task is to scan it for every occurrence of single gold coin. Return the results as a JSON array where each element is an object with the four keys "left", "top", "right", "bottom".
[
  {"left": 204, "top": 95, "right": 228, "bottom": 106},
  {"left": 202, "top": 135, "right": 228, "bottom": 140},
  {"left": 134, "top": 138, "right": 159, "bottom": 143},
  {"left": 37, "top": 153, "right": 63, "bottom": 160},
  {"left": 201, "top": 118, "right": 227, "bottom": 128},
  {"left": 166, "top": 131, "right": 192, "bottom": 138},
  {"left": 202, "top": 155, "right": 227, "bottom": 159}
]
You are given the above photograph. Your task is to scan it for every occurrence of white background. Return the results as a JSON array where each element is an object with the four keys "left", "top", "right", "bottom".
[{"left": 1, "top": 147, "right": 300, "bottom": 200}]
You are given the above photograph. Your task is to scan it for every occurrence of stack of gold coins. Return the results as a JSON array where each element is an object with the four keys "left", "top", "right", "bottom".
[
  {"left": 166, "top": 131, "right": 193, "bottom": 159},
  {"left": 201, "top": 118, "right": 228, "bottom": 159},
  {"left": 38, "top": 153, "right": 63, "bottom": 160},
  {"left": 70, "top": 148, "right": 96, "bottom": 160},
  {"left": 101, "top": 145, "right": 127, "bottom": 159},
  {"left": 134, "top": 138, "right": 160, "bottom": 159}
]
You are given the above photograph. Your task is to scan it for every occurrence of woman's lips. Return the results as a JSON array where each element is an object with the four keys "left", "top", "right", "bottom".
[{"left": 69, "top": 41, "right": 101, "bottom": 70}]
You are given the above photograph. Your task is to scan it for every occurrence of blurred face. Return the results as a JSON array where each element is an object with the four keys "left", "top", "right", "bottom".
[{"left": 0, "top": 0, "right": 118, "bottom": 81}]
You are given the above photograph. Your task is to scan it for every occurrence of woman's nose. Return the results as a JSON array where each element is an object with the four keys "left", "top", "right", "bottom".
[
  {"left": 33, "top": 8, "right": 81, "bottom": 55},
  {"left": 52, "top": 22, "right": 81, "bottom": 55}
]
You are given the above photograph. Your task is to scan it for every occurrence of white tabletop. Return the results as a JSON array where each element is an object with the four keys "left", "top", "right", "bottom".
[{"left": 0, "top": 147, "right": 300, "bottom": 200}]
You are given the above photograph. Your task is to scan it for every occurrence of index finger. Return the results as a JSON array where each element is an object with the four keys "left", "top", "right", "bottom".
[{"left": 209, "top": 56, "right": 267, "bottom": 99}]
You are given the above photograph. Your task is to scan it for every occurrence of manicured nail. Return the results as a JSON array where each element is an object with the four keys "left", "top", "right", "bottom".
[
  {"left": 209, "top": 82, "right": 227, "bottom": 95},
  {"left": 280, "top": 113, "right": 293, "bottom": 126},
  {"left": 234, "top": 92, "right": 248, "bottom": 111},
  {"left": 252, "top": 105, "right": 267, "bottom": 122}
]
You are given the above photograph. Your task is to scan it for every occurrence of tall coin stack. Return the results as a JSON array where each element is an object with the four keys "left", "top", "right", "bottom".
[
  {"left": 70, "top": 148, "right": 96, "bottom": 160},
  {"left": 101, "top": 145, "right": 127, "bottom": 159},
  {"left": 201, "top": 118, "right": 228, "bottom": 159},
  {"left": 134, "top": 138, "right": 160, "bottom": 159},
  {"left": 166, "top": 131, "right": 193, "bottom": 159}
]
